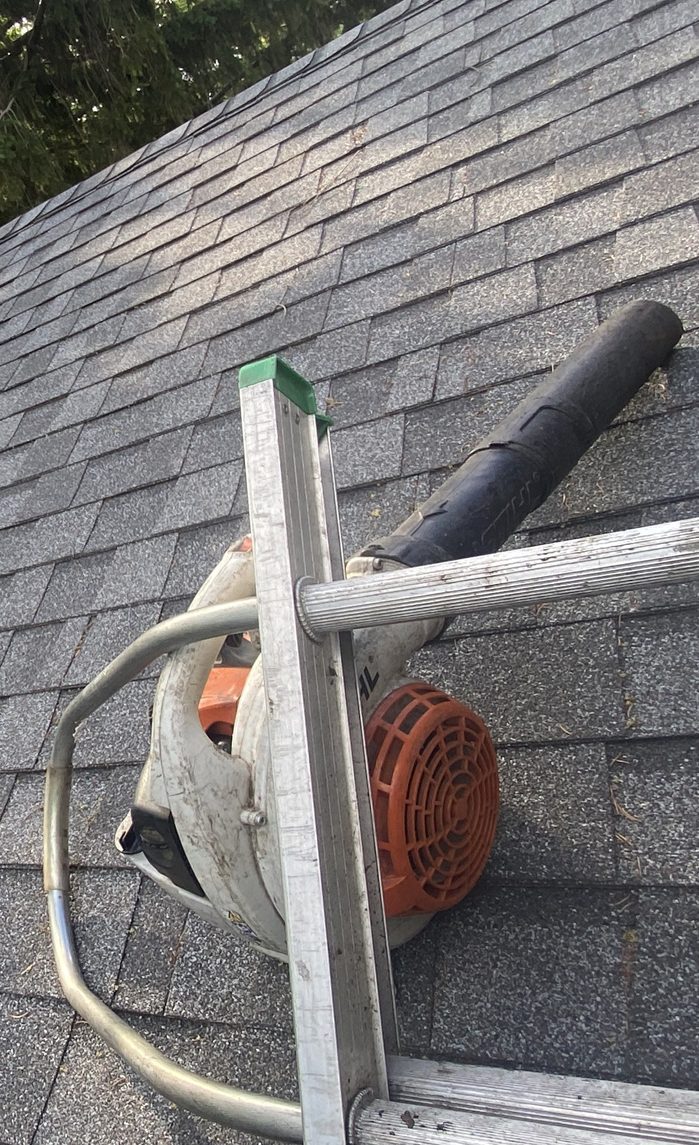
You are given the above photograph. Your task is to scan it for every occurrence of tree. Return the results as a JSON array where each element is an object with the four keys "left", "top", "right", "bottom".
[{"left": 0, "top": 0, "right": 385, "bottom": 225}]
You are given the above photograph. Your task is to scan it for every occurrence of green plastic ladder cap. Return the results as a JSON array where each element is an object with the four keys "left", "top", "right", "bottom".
[
  {"left": 239, "top": 355, "right": 316, "bottom": 414},
  {"left": 238, "top": 354, "right": 333, "bottom": 436}
]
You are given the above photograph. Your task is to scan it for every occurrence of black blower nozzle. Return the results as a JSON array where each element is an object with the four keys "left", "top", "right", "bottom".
[{"left": 362, "top": 300, "right": 684, "bottom": 568}]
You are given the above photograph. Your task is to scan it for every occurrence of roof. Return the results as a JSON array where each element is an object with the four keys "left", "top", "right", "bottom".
[{"left": 1, "top": 0, "right": 698, "bottom": 1139}]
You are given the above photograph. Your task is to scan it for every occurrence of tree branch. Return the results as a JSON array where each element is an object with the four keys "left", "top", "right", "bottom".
[{"left": 0, "top": 0, "right": 48, "bottom": 119}]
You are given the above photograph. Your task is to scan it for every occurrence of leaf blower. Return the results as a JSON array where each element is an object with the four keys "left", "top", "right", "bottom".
[{"left": 110, "top": 300, "right": 684, "bottom": 956}]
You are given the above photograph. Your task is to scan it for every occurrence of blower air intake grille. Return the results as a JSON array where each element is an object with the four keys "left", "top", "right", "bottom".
[{"left": 365, "top": 682, "right": 498, "bottom": 916}]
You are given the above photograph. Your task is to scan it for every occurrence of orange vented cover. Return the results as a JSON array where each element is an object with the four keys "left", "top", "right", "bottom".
[
  {"left": 365, "top": 682, "right": 499, "bottom": 916},
  {"left": 198, "top": 666, "right": 250, "bottom": 736},
  {"left": 198, "top": 668, "right": 498, "bottom": 918}
]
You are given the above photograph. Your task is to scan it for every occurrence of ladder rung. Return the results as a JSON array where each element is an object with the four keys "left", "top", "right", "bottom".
[{"left": 387, "top": 1058, "right": 699, "bottom": 1144}]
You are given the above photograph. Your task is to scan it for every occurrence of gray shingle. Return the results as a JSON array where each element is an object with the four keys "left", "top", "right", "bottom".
[
  {"left": 412, "top": 619, "right": 625, "bottom": 742},
  {"left": 632, "top": 0, "right": 697, "bottom": 46},
  {"left": 0, "top": 617, "right": 88, "bottom": 695},
  {"left": 0, "top": 411, "right": 21, "bottom": 448},
  {"left": 620, "top": 611, "right": 699, "bottom": 737},
  {"left": 0, "top": 463, "right": 86, "bottom": 530},
  {"left": 0, "top": 365, "right": 81, "bottom": 425},
  {"left": 181, "top": 276, "right": 287, "bottom": 349},
  {"left": 0, "top": 994, "right": 73, "bottom": 1145},
  {"left": 613, "top": 206, "right": 699, "bottom": 280},
  {"left": 431, "top": 887, "right": 629, "bottom": 1075},
  {"left": 166, "top": 912, "right": 292, "bottom": 1027},
  {"left": 482, "top": 29, "right": 558, "bottom": 90},
  {"left": 427, "top": 85, "right": 493, "bottom": 143},
  {"left": 37, "top": 534, "right": 177, "bottom": 621},
  {"left": 0, "top": 691, "right": 58, "bottom": 772},
  {"left": 354, "top": 118, "right": 499, "bottom": 208},
  {"left": 528, "top": 407, "right": 699, "bottom": 529},
  {"left": 115, "top": 877, "right": 188, "bottom": 1014},
  {"left": 609, "top": 739, "right": 699, "bottom": 885},
  {"left": 70, "top": 375, "right": 218, "bottom": 463},
  {"left": 322, "top": 170, "right": 451, "bottom": 254},
  {"left": 332, "top": 414, "right": 405, "bottom": 489},
  {"left": 181, "top": 412, "right": 244, "bottom": 473},
  {"left": 475, "top": 0, "right": 546, "bottom": 39},
  {"left": 627, "top": 890, "right": 699, "bottom": 1087},
  {"left": 556, "top": 129, "right": 645, "bottom": 199},
  {"left": 0, "top": 764, "right": 140, "bottom": 867},
  {"left": 0, "top": 565, "right": 52, "bottom": 629},
  {"left": 284, "top": 318, "right": 370, "bottom": 382},
  {"left": 11, "top": 382, "right": 109, "bottom": 446},
  {"left": 209, "top": 370, "right": 237, "bottom": 417},
  {"left": 73, "top": 426, "right": 193, "bottom": 505},
  {"left": 506, "top": 182, "right": 625, "bottom": 265},
  {"left": 0, "top": 866, "right": 138, "bottom": 1000},
  {"left": 201, "top": 293, "right": 330, "bottom": 377},
  {"left": 326, "top": 245, "right": 454, "bottom": 330},
  {"left": 3, "top": 342, "right": 65, "bottom": 389},
  {"left": 64, "top": 603, "right": 162, "bottom": 684},
  {"left": 48, "top": 314, "right": 127, "bottom": 374},
  {"left": 489, "top": 743, "right": 616, "bottom": 883},
  {"left": 339, "top": 197, "right": 473, "bottom": 284},
  {"left": 327, "top": 346, "right": 438, "bottom": 428},
  {"left": 0, "top": 503, "right": 99, "bottom": 575},
  {"left": 599, "top": 261, "right": 699, "bottom": 329},
  {"left": 73, "top": 316, "right": 188, "bottom": 389},
  {"left": 177, "top": 210, "right": 290, "bottom": 290},
  {"left": 85, "top": 461, "right": 241, "bottom": 550},
  {"left": 338, "top": 474, "right": 420, "bottom": 557},
  {"left": 357, "top": 43, "right": 469, "bottom": 125},
  {"left": 0, "top": 425, "right": 81, "bottom": 492},
  {"left": 451, "top": 224, "right": 507, "bottom": 283},
  {"left": 484, "top": 0, "right": 575, "bottom": 56},
  {"left": 367, "top": 264, "right": 538, "bottom": 363},
  {"left": 536, "top": 235, "right": 615, "bottom": 306},
  {"left": 281, "top": 248, "right": 344, "bottom": 305},
  {"left": 164, "top": 519, "right": 244, "bottom": 598},
  {"left": 391, "top": 921, "right": 436, "bottom": 1053},
  {"left": 0, "top": 772, "right": 15, "bottom": 816},
  {"left": 475, "top": 165, "right": 557, "bottom": 230},
  {"left": 626, "top": 149, "right": 699, "bottom": 226},
  {"left": 639, "top": 104, "right": 699, "bottom": 164},
  {"left": 66, "top": 255, "right": 152, "bottom": 318},
  {"left": 146, "top": 217, "right": 222, "bottom": 278},
  {"left": 612, "top": 26, "right": 699, "bottom": 102},
  {"left": 403, "top": 375, "right": 533, "bottom": 469},
  {"left": 497, "top": 64, "right": 627, "bottom": 144},
  {"left": 554, "top": 0, "right": 634, "bottom": 50},
  {"left": 285, "top": 179, "right": 356, "bottom": 237},
  {"left": 99, "top": 343, "right": 208, "bottom": 415},
  {"left": 33, "top": 1014, "right": 297, "bottom": 1143}
]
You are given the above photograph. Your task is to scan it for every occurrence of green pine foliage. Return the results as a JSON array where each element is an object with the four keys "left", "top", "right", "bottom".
[{"left": 0, "top": 0, "right": 385, "bottom": 224}]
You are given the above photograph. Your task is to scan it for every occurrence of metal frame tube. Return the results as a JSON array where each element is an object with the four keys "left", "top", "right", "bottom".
[
  {"left": 43, "top": 598, "right": 304, "bottom": 1142},
  {"left": 302, "top": 518, "right": 699, "bottom": 634}
]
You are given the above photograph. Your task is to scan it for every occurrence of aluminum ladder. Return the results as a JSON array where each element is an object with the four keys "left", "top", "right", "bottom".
[
  {"left": 44, "top": 355, "right": 699, "bottom": 1144},
  {"left": 237, "top": 356, "right": 699, "bottom": 1145}
]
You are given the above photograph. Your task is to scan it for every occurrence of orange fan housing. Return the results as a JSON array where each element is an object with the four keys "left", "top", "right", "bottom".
[
  {"left": 198, "top": 670, "right": 498, "bottom": 918},
  {"left": 364, "top": 682, "right": 499, "bottom": 916}
]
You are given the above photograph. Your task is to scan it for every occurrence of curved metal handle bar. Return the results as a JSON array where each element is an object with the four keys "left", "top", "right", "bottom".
[{"left": 43, "top": 597, "right": 304, "bottom": 1142}]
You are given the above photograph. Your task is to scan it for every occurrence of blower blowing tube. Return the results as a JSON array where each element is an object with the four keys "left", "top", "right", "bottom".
[{"left": 361, "top": 300, "right": 684, "bottom": 568}]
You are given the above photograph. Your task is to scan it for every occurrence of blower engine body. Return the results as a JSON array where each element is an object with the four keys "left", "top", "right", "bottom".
[
  {"left": 115, "top": 300, "right": 683, "bottom": 958},
  {"left": 116, "top": 536, "right": 500, "bottom": 956}
]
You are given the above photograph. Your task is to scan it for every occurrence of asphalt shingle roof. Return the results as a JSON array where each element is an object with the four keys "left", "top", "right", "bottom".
[{"left": 0, "top": 0, "right": 698, "bottom": 1139}]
